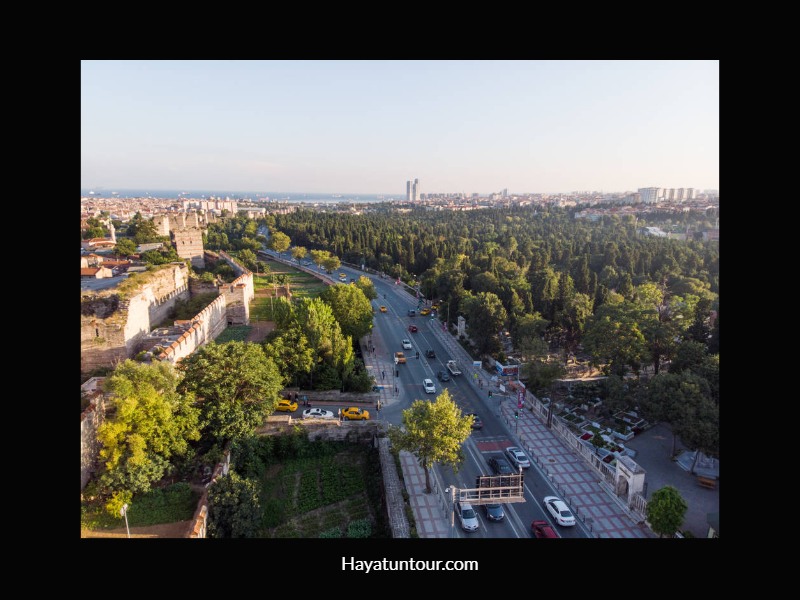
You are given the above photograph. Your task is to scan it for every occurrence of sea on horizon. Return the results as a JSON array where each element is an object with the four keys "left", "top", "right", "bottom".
[{"left": 80, "top": 189, "right": 395, "bottom": 203}]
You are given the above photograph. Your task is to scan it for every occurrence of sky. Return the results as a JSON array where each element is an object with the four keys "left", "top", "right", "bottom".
[{"left": 81, "top": 60, "right": 719, "bottom": 195}]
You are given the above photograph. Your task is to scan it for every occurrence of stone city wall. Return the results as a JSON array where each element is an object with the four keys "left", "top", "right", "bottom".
[
  {"left": 80, "top": 264, "right": 190, "bottom": 373},
  {"left": 80, "top": 378, "right": 106, "bottom": 491},
  {"left": 158, "top": 293, "right": 228, "bottom": 364}
]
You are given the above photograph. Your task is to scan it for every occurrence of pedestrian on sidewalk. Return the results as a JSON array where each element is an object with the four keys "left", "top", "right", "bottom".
[
  {"left": 381, "top": 370, "right": 385, "bottom": 380},
  {"left": 395, "top": 385, "right": 398, "bottom": 394},
  {"left": 337, "top": 408, "right": 342, "bottom": 421}
]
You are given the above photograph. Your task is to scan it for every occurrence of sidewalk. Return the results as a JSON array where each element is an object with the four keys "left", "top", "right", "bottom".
[{"left": 426, "top": 317, "right": 654, "bottom": 539}]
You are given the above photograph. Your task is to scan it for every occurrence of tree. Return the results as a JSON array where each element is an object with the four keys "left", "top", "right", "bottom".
[
  {"left": 511, "top": 312, "right": 549, "bottom": 359},
  {"left": 459, "top": 291, "right": 507, "bottom": 355},
  {"left": 669, "top": 340, "right": 709, "bottom": 375},
  {"left": 207, "top": 471, "right": 262, "bottom": 538},
  {"left": 268, "top": 230, "right": 291, "bottom": 254},
  {"left": 523, "top": 358, "right": 566, "bottom": 395},
  {"left": 141, "top": 245, "right": 180, "bottom": 266},
  {"left": 97, "top": 360, "right": 200, "bottom": 515},
  {"left": 388, "top": 389, "right": 473, "bottom": 493},
  {"left": 291, "top": 246, "right": 307, "bottom": 263},
  {"left": 114, "top": 238, "right": 137, "bottom": 258},
  {"left": 583, "top": 303, "right": 647, "bottom": 377},
  {"left": 646, "top": 486, "right": 687, "bottom": 538},
  {"left": 319, "top": 283, "right": 373, "bottom": 341},
  {"left": 310, "top": 249, "right": 330, "bottom": 269},
  {"left": 354, "top": 275, "right": 377, "bottom": 300},
  {"left": 322, "top": 254, "right": 341, "bottom": 273},
  {"left": 673, "top": 394, "right": 719, "bottom": 474},
  {"left": 128, "top": 212, "right": 161, "bottom": 244},
  {"left": 642, "top": 371, "right": 713, "bottom": 458},
  {"left": 83, "top": 216, "right": 109, "bottom": 239},
  {"left": 263, "top": 326, "right": 315, "bottom": 388},
  {"left": 178, "top": 341, "right": 285, "bottom": 446},
  {"left": 238, "top": 248, "right": 258, "bottom": 271}
]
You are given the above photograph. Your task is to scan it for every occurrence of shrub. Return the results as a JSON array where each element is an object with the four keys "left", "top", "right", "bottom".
[{"left": 347, "top": 519, "right": 372, "bottom": 538}]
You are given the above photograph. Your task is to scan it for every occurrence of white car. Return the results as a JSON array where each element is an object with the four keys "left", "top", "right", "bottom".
[
  {"left": 402, "top": 339, "right": 413, "bottom": 350},
  {"left": 302, "top": 408, "right": 335, "bottom": 420},
  {"left": 456, "top": 501, "right": 479, "bottom": 532},
  {"left": 543, "top": 496, "right": 576, "bottom": 527},
  {"left": 505, "top": 446, "right": 531, "bottom": 469},
  {"left": 423, "top": 378, "right": 436, "bottom": 394}
]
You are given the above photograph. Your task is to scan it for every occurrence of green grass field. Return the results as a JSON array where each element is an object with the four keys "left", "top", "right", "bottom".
[
  {"left": 250, "top": 260, "right": 329, "bottom": 321},
  {"left": 214, "top": 325, "right": 252, "bottom": 343}
]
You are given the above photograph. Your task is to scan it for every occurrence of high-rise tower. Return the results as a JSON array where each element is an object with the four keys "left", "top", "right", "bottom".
[
  {"left": 412, "top": 178, "right": 419, "bottom": 202},
  {"left": 406, "top": 180, "right": 412, "bottom": 202}
]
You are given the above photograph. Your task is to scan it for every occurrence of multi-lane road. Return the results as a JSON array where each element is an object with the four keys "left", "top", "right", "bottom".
[
  {"left": 342, "top": 264, "right": 590, "bottom": 539},
  {"left": 258, "top": 249, "right": 589, "bottom": 538}
]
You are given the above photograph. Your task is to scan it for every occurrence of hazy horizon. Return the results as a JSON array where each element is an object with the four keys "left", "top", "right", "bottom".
[{"left": 81, "top": 60, "right": 719, "bottom": 194}]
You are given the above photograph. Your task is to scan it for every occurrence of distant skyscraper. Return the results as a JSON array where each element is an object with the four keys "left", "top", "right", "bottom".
[
  {"left": 638, "top": 187, "right": 661, "bottom": 204},
  {"left": 502, "top": 188, "right": 508, "bottom": 198},
  {"left": 676, "top": 188, "right": 685, "bottom": 202},
  {"left": 667, "top": 188, "right": 675, "bottom": 201},
  {"left": 686, "top": 187, "right": 695, "bottom": 200},
  {"left": 412, "top": 178, "right": 419, "bottom": 202},
  {"left": 406, "top": 180, "right": 412, "bottom": 202}
]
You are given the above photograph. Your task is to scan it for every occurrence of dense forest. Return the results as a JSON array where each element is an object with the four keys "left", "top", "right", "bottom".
[
  {"left": 204, "top": 205, "right": 718, "bottom": 460},
  {"left": 265, "top": 205, "right": 717, "bottom": 354},
  {"left": 261, "top": 204, "right": 719, "bottom": 461}
]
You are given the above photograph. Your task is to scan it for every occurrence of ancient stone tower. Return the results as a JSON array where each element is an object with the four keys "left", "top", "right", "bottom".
[{"left": 171, "top": 227, "right": 205, "bottom": 269}]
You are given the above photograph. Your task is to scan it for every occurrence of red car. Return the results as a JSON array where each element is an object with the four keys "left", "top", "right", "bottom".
[
  {"left": 408, "top": 324, "right": 418, "bottom": 333},
  {"left": 531, "top": 520, "right": 559, "bottom": 538}
]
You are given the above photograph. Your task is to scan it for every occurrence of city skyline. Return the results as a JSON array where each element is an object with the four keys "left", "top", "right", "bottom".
[{"left": 81, "top": 60, "right": 719, "bottom": 194}]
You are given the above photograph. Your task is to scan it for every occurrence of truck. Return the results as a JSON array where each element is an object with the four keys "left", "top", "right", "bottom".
[{"left": 446, "top": 360, "right": 462, "bottom": 376}]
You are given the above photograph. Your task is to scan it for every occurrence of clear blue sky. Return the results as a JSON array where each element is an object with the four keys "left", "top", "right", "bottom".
[{"left": 81, "top": 60, "right": 719, "bottom": 195}]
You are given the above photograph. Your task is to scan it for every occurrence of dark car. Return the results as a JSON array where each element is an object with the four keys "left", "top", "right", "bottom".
[
  {"left": 484, "top": 504, "right": 505, "bottom": 522},
  {"left": 408, "top": 324, "right": 418, "bottom": 333},
  {"left": 531, "top": 520, "right": 559, "bottom": 538},
  {"left": 488, "top": 455, "right": 514, "bottom": 476},
  {"left": 426, "top": 349, "right": 436, "bottom": 358},
  {"left": 437, "top": 370, "right": 450, "bottom": 382},
  {"left": 467, "top": 413, "right": 483, "bottom": 429},
  {"left": 407, "top": 309, "right": 416, "bottom": 317}
]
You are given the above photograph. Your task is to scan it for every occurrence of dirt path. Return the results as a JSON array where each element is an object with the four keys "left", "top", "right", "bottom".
[{"left": 81, "top": 520, "right": 193, "bottom": 538}]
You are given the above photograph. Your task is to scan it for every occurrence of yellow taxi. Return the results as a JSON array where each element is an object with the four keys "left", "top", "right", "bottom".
[
  {"left": 275, "top": 398, "right": 298, "bottom": 412},
  {"left": 420, "top": 308, "right": 430, "bottom": 316},
  {"left": 342, "top": 406, "right": 370, "bottom": 420},
  {"left": 431, "top": 303, "right": 440, "bottom": 311},
  {"left": 380, "top": 305, "right": 387, "bottom": 313}
]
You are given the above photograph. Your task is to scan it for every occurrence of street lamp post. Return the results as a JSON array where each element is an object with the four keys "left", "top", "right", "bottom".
[
  {"left": 120, "top": 503, "right": 131, "bottom": 538},
  {"left": 444, "top": 486, "right": 456, "bottom": 538}
]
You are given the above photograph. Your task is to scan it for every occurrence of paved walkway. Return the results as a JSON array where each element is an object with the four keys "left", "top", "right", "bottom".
[
  {"left": 626, "top": 423, "right": 719, "bottom": 537},
  {"left": 419, "top": 305, "right": 652, "bottom": 538},
  {"left": 359, "top": 282, "right": 654, "bottom": 538},
  {"left": 496, "top": 399, "right": 652, "bottom": 538}
]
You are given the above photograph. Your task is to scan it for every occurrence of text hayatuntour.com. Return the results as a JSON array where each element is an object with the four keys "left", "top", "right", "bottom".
[{"left": 342, "top": 557, "right": 478, "bottom": 572}]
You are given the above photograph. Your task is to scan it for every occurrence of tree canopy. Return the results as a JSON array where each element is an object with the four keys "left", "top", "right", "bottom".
[
  {"left": 178, "top": 341, "right": 285, "bottom": 446},
  {"left": 319, "top": 283, "right": 373, "bottom": 341},
  {"left": 646, "top": 485, "right": 688, "bottom": 537},
  {"left": 388, "top": 389, "right": 473, "bottom": 493},
  {"left": 207, "top": 471, "right": 262, "bottom": 538},
  {"left": 97, "top": 360, "right": 200, "bottom": 515},
  {"left": 268, "top": 230, "right": 291, "bottom": 254}
]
